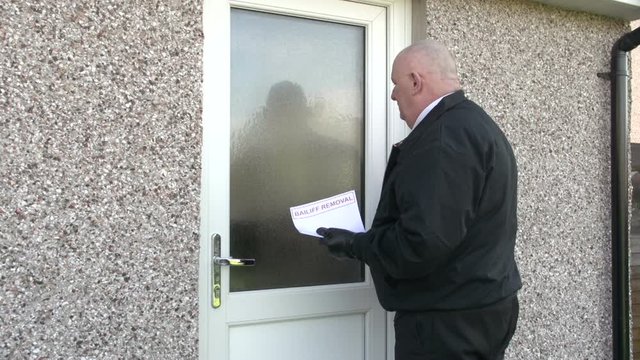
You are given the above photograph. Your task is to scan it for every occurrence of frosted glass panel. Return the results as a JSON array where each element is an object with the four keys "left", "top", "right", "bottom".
[{"left": 230, "top": 9, "right": 364, "bottom": 291}]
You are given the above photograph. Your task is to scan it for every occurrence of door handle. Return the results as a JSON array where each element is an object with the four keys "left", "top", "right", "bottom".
[
  {"left": 211, "top": 233, "right": 256, "bottom": 309},
  {"left": 213, "top": 257, "right": 256, "bottom": 266}
]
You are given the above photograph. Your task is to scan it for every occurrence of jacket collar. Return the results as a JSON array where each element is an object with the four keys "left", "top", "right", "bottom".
[{"left": 395, "top": 90, "right": 466, "bottom": 150}]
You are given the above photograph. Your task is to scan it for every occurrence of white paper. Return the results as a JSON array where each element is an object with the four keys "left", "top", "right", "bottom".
[{"left": 290, "top": 190, "right": 365, "bottom": 237}]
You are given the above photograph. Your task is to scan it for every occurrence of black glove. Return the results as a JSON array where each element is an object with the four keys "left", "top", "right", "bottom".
[{"left": 316, "top": 227, "right": 356, "bottom": 259}]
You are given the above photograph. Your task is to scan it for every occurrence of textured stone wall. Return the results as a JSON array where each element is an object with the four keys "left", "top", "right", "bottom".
[
  {"left": 1, "top": 1, "right": 202, "bottom": 358},
  {"left": 420, "top": 0, "right": 626, "bottom": 358}
]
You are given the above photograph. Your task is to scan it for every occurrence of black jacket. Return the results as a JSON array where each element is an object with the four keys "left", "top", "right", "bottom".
[{"left": 352, "top": 90, "right": 521, "bottom": 311}]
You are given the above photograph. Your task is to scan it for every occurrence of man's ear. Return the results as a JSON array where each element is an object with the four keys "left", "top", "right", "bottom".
[{"left": 410, "top": 72, "right": 422, "bottom": 95}]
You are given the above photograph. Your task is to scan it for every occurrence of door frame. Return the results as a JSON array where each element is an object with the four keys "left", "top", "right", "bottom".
[{"left": 198, "top": 1, "right": 412, "bottom": 359}]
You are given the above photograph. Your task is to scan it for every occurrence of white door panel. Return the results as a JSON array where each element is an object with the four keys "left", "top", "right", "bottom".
[{"left": 230, "top": 314, "right": 365, "bottom": 360}]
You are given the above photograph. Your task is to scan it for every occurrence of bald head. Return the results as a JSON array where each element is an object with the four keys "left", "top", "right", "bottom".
[
  {"left": 400, "top": 40, "right": 459, "bottom": 83},
  {"left": 391, "top": 40, "right": 461, "bottom": 128}
]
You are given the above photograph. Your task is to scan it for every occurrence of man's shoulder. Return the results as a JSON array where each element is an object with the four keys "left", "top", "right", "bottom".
[
  {"left": 437, "top": 101, "right": 511, "bottom": 156},
  {"left": 443, "top": 97, "right": 501, "bottom": 134}
]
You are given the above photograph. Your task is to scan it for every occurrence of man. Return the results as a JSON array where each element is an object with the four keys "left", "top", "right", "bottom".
[{"left": 316, "top": 40, "right": 521, "bottom": 359}]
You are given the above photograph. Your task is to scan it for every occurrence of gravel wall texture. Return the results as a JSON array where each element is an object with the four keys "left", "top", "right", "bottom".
[{"left": 1, "top": 1, "right": 202, "bottom": 358}]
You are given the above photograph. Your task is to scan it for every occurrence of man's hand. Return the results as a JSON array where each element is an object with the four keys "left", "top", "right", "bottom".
[{"left": 316, "top": 227, "right": 356, "bottom": 259}]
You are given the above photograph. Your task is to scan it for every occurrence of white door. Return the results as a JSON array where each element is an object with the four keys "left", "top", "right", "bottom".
[{"left": 199, "top": 1, "right": 410, "bottom": 359}]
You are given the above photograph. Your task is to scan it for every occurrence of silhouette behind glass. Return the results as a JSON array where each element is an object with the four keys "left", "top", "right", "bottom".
[{"left": 230, "top": 81, "right": 363, "bottom": 291}]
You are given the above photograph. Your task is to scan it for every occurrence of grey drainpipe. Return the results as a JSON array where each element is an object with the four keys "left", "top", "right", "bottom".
[{"left": 612, "top": 27, "right": 640, "bottom": 360}]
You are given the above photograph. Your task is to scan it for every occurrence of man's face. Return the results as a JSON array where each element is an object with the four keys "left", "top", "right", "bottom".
[{"left": 390, "top": 55, "right": 415, "bottom": 128}]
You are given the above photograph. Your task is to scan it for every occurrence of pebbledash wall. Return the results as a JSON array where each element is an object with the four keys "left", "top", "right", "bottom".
[
  {"left": 1, "top": 1, "right": 203, "bottom": 358},
  {"left": 0, "top": 0, "right": 631, "bottom": 359}
]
